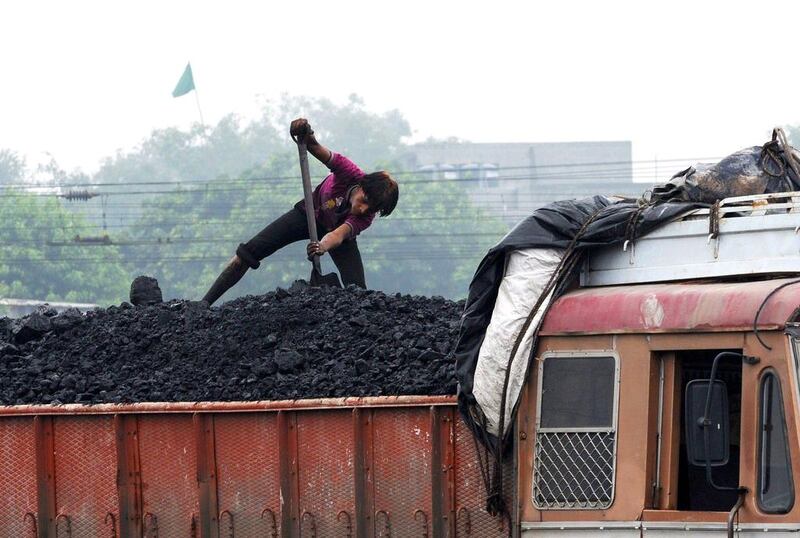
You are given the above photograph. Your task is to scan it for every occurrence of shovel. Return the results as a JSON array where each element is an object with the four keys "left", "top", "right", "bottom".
[{"left": 294, "top": 131, "right": 343, "bottom": 288}]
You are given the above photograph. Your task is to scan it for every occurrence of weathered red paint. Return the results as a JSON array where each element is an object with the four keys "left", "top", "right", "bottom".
[
  {"left": 432, "top": 406, "right": 457, "bottom": 537},
  {"left": 213, "top": 412, "right": 280, "bottom": 537},
  {"left": 139, "top": 415, "right": 200, "bottom": 537},
  {"left": 0, "top": 396, "right": 512, "bottom": 538},
  {"left": 353, "top": 407, "right": 374, "bottom": 537},
  {"left": 296, "top": 409, "right": 356, "bottom": 536},
  {"left": 194, "top": 414, "right": 219, "bottom": 538},
  {"left": 114, "top": 414, "right": 142, "bottom": 538},
  {"left": 0, "top": 418, "right": 37, "bottom": 537},
  {"left": 53, "top": 416, "right": 119, "bottom": 537},
  {"left": 540, "top": 277, "right": 800, "bottom": 335},
  {"left": 34, "top": 417, "right": 55, "bottom": 538}
]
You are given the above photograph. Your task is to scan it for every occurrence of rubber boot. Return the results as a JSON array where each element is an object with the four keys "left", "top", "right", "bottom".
[{"left": 202, "top": 258, "right": 248, "bottom": 306}]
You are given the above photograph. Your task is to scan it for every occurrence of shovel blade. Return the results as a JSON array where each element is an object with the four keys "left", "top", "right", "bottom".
[{"left": 310, "top": 268, "right": 342, "bottom": 288}]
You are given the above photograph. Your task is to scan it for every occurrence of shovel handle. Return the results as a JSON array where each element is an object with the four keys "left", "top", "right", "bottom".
[{"left": 295, "top": 139, "right": 322, "bottom": 275}]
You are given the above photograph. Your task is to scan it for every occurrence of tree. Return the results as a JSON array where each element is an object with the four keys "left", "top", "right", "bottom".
[
  {"left": 274, "top": 94, "right": 412, "bottom": 169},
  {"left": 0, "top": 191, "right": 129, "bottom": 307},
  {"left": 92, "top": 113, "right": 285, "bottom": 186},
  {"left": 0, "top": 150, "right": 25, "bottom": 185}
]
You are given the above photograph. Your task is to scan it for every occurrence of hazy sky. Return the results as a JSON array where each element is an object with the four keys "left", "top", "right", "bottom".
[{"left": 3, "top": 0, "right": 799, "bottom": 178}]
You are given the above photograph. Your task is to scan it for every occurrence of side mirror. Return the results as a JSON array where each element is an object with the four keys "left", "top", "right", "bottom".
[{"left": 685, "top": 379, "right": 729, "bottom": 466}]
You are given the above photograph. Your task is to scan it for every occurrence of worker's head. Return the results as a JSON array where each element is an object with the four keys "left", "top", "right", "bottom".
[{"left": 351, "top": 172, "right": 399, "bottom": 217}]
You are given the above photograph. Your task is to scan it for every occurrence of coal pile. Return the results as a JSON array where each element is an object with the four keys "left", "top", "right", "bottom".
[{"left": 0, "top": 283, "right": 463, "bottom": 405}]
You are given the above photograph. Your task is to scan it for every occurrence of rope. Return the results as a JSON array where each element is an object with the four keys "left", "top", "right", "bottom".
[
  {"left": 471, "top": 411, "right": 493, "bottom": 505},
  {"left": 761, "top": 142, "right": 785, "bottom": 178},
  {"left": 761, "top": 127, "right": 800, "bottom": 191},
  {"left": 775, "top": 128, "right": 800, "bottom": 183},
  {"left": 624, "top": 203, "right": 647, "bottom": 246}
]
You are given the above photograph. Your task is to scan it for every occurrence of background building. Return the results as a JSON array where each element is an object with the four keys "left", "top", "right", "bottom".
[{"left": 405, "top": 141, "right": 644, "bottom": 225}]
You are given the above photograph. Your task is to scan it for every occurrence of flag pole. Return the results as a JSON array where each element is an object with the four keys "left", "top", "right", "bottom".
[{"left": 193, "top": 86, "right": 206, "bottom": 127}]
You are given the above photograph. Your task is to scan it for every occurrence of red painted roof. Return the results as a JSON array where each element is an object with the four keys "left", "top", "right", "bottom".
[{"left": 539, "top": 277, "right": 800, "bottom": 335}]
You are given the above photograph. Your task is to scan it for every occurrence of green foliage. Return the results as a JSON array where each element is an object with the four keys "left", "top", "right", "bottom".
[
  {"left": 93, "top": 113, "right": 284, "bottom": 185},
  {"left": 0, "top": 192, "right": 129, "bottom": 306},
  {"left": 274, "top": 94, "right": 412, "bottom": 169},
  {"left": 0, "top": 149, "right": 25, "bottom": 185}
]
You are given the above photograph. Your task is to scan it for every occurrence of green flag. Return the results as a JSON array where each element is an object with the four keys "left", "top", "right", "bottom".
[{"left": 172, "top": 63, "right": 195, "bottom": 97}]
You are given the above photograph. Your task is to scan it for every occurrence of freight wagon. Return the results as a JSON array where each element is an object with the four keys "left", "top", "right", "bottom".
[{"left": 4, "top": 193, "right": 800, "bottom": 537}]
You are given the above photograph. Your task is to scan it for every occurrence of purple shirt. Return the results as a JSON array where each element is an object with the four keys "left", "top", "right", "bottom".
[{"left": 311, "top": 153, "right": 374, "bottom": 237}]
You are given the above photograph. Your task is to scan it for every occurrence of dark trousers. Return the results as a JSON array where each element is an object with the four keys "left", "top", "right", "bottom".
[{"left": 238, "top": 207, "right": 366, "bottom": 288}]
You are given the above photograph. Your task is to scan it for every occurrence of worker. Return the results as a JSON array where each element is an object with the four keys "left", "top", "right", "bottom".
[{"left": 201, "top": 118, "right": 399, "bottom": 305}]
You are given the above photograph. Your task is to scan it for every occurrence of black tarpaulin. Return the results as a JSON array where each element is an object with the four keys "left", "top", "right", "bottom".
[{"left": 454, "top": 196, "right": 701, "bottom": 450}]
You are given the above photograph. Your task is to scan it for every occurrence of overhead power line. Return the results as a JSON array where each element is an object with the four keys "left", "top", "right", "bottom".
[
  {"left": 0, "top": 250, "right": 495, "bottom": 265},
  {"left": 0, "top": 231, "right": 504, "bottom": 248},
  {"left": 0, "top": 155, "right": 720, "bottom": 192}
]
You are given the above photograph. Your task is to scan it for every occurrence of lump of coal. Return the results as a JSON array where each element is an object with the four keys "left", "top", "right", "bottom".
[
  {"left": 130, "top": 276, "right": 163, "bottom": 306},
  {"left": 35, "top": 304, "right": 58, "bottom": 317},
  {"left": 274, "top": 349, "right": 305, "bottom": 373},
  {"left": 51, "top": 308, "right": 84, "bottom": 333},
  {"left": 12, "top": 313, "right": 52, "bottom": 344},
  {"left": 0, "top": 343, "right": 19, "bottom": 358}
]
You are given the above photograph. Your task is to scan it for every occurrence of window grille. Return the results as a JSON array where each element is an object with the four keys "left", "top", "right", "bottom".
[{"left": 533, "top": 353, "right": 619, "bottom": 510}]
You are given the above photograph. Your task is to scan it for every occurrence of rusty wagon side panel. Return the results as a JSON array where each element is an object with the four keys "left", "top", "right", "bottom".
[{"left": 0, "top": 396, "right": 509, "bottom": 538}]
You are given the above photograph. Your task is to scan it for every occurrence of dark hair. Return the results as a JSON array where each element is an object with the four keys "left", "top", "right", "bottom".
[{"left": 360, "top": 171, "right": 399, "bottom": 217}]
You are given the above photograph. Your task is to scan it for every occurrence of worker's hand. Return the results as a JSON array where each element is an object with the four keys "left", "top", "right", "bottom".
[
  {"left": 306, "top": 241, "right": 327, "bottom": 260},
  {"left": 290, "top": 118, "right": 314, "bottom": 143}
]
